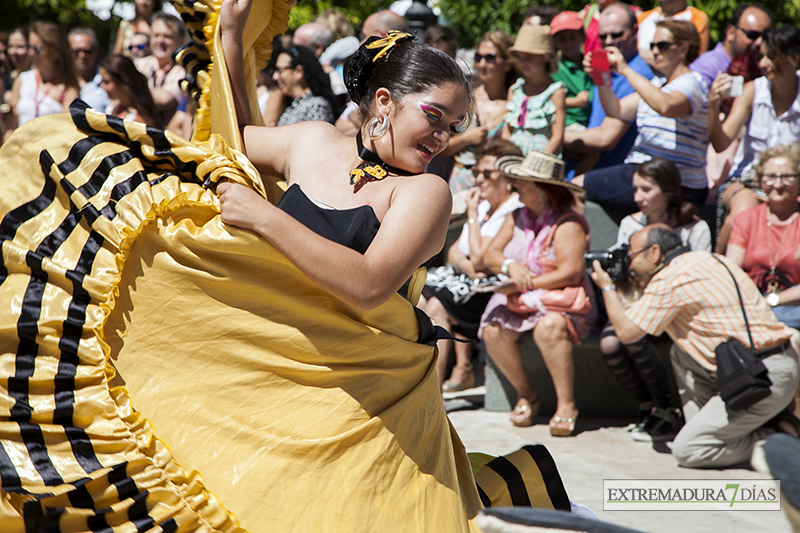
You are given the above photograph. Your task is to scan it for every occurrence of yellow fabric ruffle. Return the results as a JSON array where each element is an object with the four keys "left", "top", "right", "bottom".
[{"left": 0, "top": 99, "right": 480, "bottom": 531}]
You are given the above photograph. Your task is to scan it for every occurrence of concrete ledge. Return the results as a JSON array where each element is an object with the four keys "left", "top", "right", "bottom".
[{"left": 483, "top": 333, "right": 678, "bottom": 418}]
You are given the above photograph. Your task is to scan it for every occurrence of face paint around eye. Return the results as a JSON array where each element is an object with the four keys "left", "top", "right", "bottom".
[
  {"left": 418, "top": 103, "right": 443, "bottom": 122},
  {"left": 449, "top": 119, "right": 466, "bottom": 134}
]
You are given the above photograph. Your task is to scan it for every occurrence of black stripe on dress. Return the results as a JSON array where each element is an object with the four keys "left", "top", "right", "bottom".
[
  {"left": 486, "top": 456, "right": 531, "bottom": 506},
  {"left": 523, "top": 444, "right": 570, "bottom": 511}
]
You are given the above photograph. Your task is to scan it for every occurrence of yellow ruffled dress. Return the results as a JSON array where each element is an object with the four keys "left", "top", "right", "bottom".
[{"left": 0, "top": 0, "right": 484, "bottom": 531}]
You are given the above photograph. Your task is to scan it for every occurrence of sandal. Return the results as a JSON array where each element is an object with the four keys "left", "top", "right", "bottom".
[
  {"left": 509, "top": 397, "right": 541, "bottom": 427},
  {"left": 442, "top": 364, "right": 475, "bottom": 393},
  {"left": 549, "top": 411, "right": 578, "bottom": 437}
]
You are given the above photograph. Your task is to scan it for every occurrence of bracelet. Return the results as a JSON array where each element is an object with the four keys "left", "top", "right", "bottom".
[
  {"left": 455, "top": 256, "right": 469, "bottom": 273},
  {"left": 501, "top": 258, "right": 516, "bottom": 275},
  {"left": 602, "top": 284, "right": 617, "bottom": 293}
]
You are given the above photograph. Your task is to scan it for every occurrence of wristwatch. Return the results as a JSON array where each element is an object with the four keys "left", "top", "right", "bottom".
[{"left": 766, "top": 292, "right": 781, "bottom": 307}]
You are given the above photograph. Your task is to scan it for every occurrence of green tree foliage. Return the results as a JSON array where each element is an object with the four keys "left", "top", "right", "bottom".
[
  {"left": 6, "top": 0, "right": 119, "bottom": 54},
  {"left": 288, "top": 0, "right": 395, "bottom": 33}
]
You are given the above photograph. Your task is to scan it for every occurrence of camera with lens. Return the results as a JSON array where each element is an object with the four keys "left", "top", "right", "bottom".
[{"left": 584, "top": 243, "right": 629, "bottom": 282}]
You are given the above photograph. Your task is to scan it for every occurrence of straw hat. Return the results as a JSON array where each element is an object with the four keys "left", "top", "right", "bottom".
[
  {"left": 496, "top": 151, "right": 585, "bottom": 192},
  {"left": 509, "top": 25, "right": 558, "bottom": 73}
]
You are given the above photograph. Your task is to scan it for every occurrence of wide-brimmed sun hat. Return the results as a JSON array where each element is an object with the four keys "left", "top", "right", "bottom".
[
  {"left": 509, "top": 25, "right": 558, "bottom": 73},
  {"left": 496, "top": 151, "right": 585, "bottom": 192}
]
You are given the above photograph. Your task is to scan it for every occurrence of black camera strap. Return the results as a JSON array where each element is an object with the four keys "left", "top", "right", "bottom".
[{"left": 711, "top": 254, "right": 755, "bottom": 352}]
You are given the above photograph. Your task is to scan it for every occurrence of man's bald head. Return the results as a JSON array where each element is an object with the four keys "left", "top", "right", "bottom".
[
  {"left": 293, "top": 22, "right": 334, "bottom": 58},
  {"left": 361, "top": 10, "right": 407, "bottom": 41},
  {"left": 599, "top": 2, "right": 639, "bottom": 59}
]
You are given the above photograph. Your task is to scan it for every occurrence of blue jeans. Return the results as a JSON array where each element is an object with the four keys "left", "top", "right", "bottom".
[{"left": 772, "top": 305, "right": 800, "bottom": 329}]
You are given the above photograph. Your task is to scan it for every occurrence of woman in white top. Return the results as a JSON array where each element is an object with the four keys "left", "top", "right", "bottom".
[
  {"left": 601, "top": 157, "right": 710, "bottom": 442},
  {"left": 709, "top": 25, "right": 800, "bottom": 253},
  {"left": 6, "top": 22, "right": 80, "bottom": 131},
  {"left": 423, "top": 140, "right": 523, "bottom": 392},
  {"left": 575, "top": 19, "right": 709, "bottom": 216}
]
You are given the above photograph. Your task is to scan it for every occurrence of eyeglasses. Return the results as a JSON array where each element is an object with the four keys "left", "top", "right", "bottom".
[
  {"left": 649, "top": 41, "right": 677, "bottom": 52},
  {"left": 599, "top": 31, "right": 625, "bottom": 41},
  {"left": 761, "top": 173, "right": 799, "bottom": 186},
  {"left": 474, "top": 52, "right": 498, "bottom": 64},
  {"left": 627, "top": 246, "right": 650, "bottom": 260},
  {"left": 128, "top": 44, "right": 147, "bottom": 51},
  {"left": 471, "top": 168, "right": 501, "bottom": 179},
  {"left": 736, "top": 26, "right": 762, "bottom": 41}
]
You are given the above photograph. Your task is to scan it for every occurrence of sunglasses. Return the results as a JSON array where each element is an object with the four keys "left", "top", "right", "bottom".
[
  {"left": 736, "top": 26, "right": 762, "bottom": 41},
  {"left": 474, "top": 52, "right": 498, "bottom": 64},
  {"left": 30, "top": 45, "right": 43, "bottom": 55},
  {"left": 128, "top": 44, "right": 147, "bottom": 51},
  {"left": 598, "top": 31, "right": 625, "bottom": 41},
  {"left": 649, "top": 41, "right": 677, "bottom": 52},
  {"left": 72, "top": 48, "right": 95, "bottom": 56}
]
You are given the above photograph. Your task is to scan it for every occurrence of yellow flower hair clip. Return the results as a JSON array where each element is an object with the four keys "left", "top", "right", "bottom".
[{"left": 366, "top": 30, "right": 414, "bottom": 63}]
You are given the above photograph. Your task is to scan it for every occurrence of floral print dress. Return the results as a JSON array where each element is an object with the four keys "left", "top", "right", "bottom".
[{"left": 504, "top": 78, "right": 563, "bottom": 155}]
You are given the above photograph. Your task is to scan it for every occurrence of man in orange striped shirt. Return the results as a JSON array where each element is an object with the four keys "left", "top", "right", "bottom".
[{"left": 592, "top": 224, "right": 799, "bottom": 468}]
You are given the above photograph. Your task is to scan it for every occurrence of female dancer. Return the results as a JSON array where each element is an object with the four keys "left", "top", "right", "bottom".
[{"left": 218, "top": 0, "right": 471, "bottom": 312}]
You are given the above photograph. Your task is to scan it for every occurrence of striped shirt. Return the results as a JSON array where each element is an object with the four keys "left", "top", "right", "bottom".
[
  {"left": 625, "top": 72, "right": 709, "bottom": 190},
  {"left": 625, "top": 252, "right": 793, "bottom": 372}
]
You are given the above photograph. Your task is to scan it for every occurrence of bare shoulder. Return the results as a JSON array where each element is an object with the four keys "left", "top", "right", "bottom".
[
  {"left": 244, "top": 121, "right": 346, "bottom": 175},
  {"left": 395, "top": 172, "right": 451, "bottom": 204}
]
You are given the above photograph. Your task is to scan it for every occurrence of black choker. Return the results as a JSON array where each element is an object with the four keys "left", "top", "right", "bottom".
[{"left": 349, "top": 132, "right": 403, "bottom": 186}]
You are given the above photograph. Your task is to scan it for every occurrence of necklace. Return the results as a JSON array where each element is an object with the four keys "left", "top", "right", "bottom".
[
  {"left": 34, "top": 71, "right": 54, "bottom": 118},
  {"left": 765, "top": 206, "right": 796, "bottom": 293},
  {"left": 349, "top": 132, "right": 403, "bottom": 186}
]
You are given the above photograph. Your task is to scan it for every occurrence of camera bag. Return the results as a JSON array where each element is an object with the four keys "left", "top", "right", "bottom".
[{"left": 712, "top": 256, "right": 773, "bottom": 411}]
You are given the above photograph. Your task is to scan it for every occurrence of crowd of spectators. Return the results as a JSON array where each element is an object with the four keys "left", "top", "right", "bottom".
[{"left": 1, "top": 1, "right": 799, "bottom": 472}]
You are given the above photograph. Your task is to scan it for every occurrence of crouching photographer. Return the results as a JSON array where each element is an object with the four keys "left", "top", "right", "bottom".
[
  {"left": 592, "top": 223, "right": 799, "bottom": 469},
  {"left": 585, "top": 158, "right": 712, "bottom": 442}
]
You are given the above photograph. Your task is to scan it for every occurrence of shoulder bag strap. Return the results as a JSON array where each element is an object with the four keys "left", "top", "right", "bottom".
[{"left": 712, "top": 254, "right": 755, "bottom": 351}]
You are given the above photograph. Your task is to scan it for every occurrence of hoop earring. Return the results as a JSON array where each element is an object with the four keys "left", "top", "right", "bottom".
[{"left": 366, "top": 113, "right": 390, "bottom": 140}]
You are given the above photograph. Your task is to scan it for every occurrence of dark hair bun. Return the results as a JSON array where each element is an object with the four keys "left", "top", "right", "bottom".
[{"left": 343, "top": 37, "right": 381, "bottom": 105}]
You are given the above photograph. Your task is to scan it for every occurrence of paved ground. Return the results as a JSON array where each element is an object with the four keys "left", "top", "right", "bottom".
[{"left": 446, "top": 387, "right": 794, "bottom": 533}]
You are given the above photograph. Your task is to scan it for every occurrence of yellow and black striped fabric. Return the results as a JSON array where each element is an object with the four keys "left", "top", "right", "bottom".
[
  {"left": 472, "top": 445, "right": 571, "bottom": 511},
  {"left": 0, "top": 102, "right": 482, "bottom": 532}
]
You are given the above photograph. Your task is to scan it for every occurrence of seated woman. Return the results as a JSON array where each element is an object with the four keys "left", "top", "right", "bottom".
[
  {"left": 5, "top": 22, "right": 80, "bottom": 133},
  {"left": 269, "top": 44, "right": 339, "bottom": 126},
  {"left": 709, "top": 25, "right": 800, "bottom": 253},
  {"left": 479, "top": 151, "right": 595, "bottom": 435},
  {"left": 443, "top": 30, "right": 519, "bottom": 198},
  {"left": 99, "top": 54, "right": 162, "bottom": 127},
  {"left": 574, "top": 20, "right": 709, "bottom": 217},
  {"left": 424, "top": 139, "right": 523, "bottom": 391},
  {"left": 599, "top": 157, "right": 710, "bottom": 442},
  {"left": 726, "top": 145, "right": 800, "bottom": 329}
]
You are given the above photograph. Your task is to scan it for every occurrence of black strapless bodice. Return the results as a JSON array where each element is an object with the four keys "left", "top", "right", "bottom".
[{"left": 276, "top": 184, "right": 380, "bottom": 255}]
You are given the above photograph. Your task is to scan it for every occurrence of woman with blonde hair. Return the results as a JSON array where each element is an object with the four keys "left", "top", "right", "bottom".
[
  {"left": 576, "top": 19, "right": 709, "bottom": 216},
  {"left": 6, "top": 21, "right": 80, "bottom": 130},
  {"left": 727, "top": 145, "right": 800, "bottom": 328}
]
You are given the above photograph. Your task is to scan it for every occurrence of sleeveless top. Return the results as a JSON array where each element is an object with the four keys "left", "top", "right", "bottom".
[
  {"left": 276, "top": 183, "right": 451, "bottom": 345},
  {"left": 16, "top": 70, "right": 65, "bottom": 126},
  {"left": 504, "top": 79, "right": 563, "bottom": 155},
  {"left": 276, "top": 183, "right": 380, "bottom": 254}
]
